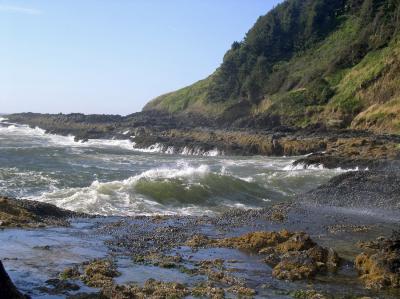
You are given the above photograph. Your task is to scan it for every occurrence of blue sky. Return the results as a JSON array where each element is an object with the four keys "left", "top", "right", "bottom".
[{"left": 0, "top": 1, "right": 281, "bottom": 115}]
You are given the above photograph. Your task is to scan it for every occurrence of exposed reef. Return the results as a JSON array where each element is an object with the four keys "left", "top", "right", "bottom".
[
  {"left": 1, "top": 197, "right": 400, "bottom": 298},
  {"left": 185, "top": 230, "right": 340, "bottom": 281},
  {"left": 355, "top": 232, "right": 400, "bottom": 289},
  {"left": 0, "top": 196, "right": 85, "bottom": 228},
  {"left": 5, "top": 112, "right": 400, "bottom": 170},
  {"left": 303, "top": 170, "right": 400, "bottom": 209}
]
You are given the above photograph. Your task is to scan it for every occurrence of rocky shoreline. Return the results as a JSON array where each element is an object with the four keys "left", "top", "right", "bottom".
[
  {"left": 5, "top": 112, "right": 400, "bottom": 170},
  {"left": 1, "top": 167, "right": 400, "bottom": 298},
  {"left": 0, "top": 196, "right": 87, "bottom": 228},
  {"left": 1, "top": 113, "right": 400, "bottom": 298}
]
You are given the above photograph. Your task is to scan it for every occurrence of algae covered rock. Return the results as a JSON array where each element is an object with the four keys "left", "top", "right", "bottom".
[
  {"left": 191, "top": 282, "right": 225, "bottom": 299},
  {"left": 184, "top": 234, "right": 212, "bottom": 248},
  {"left": 82, "top": 259, "right": 120, "bottom": 288},
  {"left": 102, "top": 279, "right": 189, "bottom": 299},
  {"left": 275, "top": 232, "right": 316, "bottom": 253},
  {"left": 272, "top": 237, "right": 339, "bottom": 281},
  {"left": 272, "top": 246, "right": 339, "bottom": 281},
  {"left": 291, "top": 289, "right": 329, "bottom": 299},
  {"left": 215, "top": 230, "right": 291, "bottom": 252},
  {"left": 273, "top": 251, "right": 319, "bottom": 280},
  {"left": 60, "top": 265, "right": 81, "bottom": 280},
  {"left": 133, "top": 253, "right": 182, "bottom": 269},
  {"left": 355, "top": 233, "right": 400, "bottom": 289},
  {"left": 38, "top": 278, "right": 80, "bottom": 295},
  {"left": 0, "top": 196, "right": 83, "bottom": 228},
  {"left": 194, "top": 230, "right": 340, "bottom": 281},
  {"left": 0, "top": 197, "right": 37, "bottom": 228}
]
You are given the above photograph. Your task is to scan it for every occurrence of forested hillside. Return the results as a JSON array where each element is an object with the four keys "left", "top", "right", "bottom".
[{"left": 144, "top": 0, "right": 400, "bottom": 134}]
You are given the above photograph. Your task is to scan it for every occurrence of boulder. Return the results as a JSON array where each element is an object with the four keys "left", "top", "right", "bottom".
[
  {"left": 355, "top": 233, "right": 400, "bottom": 289},
  {"left": 186, "top": 230, "right": 340, "bottom": 281}
]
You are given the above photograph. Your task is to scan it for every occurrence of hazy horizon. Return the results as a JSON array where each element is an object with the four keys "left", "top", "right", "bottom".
[{"left": 1, "top": 1, "right": 281, "bottom": 116}]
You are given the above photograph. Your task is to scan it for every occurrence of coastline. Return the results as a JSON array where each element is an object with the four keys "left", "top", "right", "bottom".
[
  {"left": 1, "top": 162, "right": 400, "bottom": 298},
  {"left": 3, "top": 0, "right": 400, "bottom": 297},
  {"left": 4, "top": 112, "right": 400, "bottom": 170},
  {"left": 1, "top": 114, "right": 400, "bottom": 298}
]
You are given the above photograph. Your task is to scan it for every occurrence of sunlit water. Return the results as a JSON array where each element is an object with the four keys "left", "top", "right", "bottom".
[
  {"left": 2, "top": 117, "right": 399, "bottom": 299},
  {"left": 0, "top": 117, "right": 353, "bottom": 216}
]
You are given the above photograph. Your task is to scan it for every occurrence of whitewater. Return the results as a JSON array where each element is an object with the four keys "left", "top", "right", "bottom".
[{"left": 0, "top": 118, "right": 351, "bottom": 216}]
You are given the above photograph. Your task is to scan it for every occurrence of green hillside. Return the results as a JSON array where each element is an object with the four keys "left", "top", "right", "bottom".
[{"left": 144, "top": 0, "right": 400, "bottom": 134}]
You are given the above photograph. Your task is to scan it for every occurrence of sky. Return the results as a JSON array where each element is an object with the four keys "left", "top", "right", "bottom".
[{"left": 0, "top": 0, "right": 282, "bottom": 115}]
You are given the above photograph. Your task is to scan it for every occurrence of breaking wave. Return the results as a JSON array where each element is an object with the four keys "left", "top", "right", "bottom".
[
  {"left": 132, "top": 143, "right": 223, "bottom": 157},
  {"left": 0, "top": 121, "right": 223, "bottom": 156},
  {"left": 27, "top": 164, "right": 280, "bottom": 216},
  {"left": 0, "top": 122, "right": 135, "bottom": 150},
  {"left": 2, "top": 118, "right": 356, "bottom": 216},
  {"left": 283, "top": 162, "right": 364, "bottom": 172}
]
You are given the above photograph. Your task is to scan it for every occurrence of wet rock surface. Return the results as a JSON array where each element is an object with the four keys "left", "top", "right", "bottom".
[
  {"left": 303, "top": 170, "right": 400, "bottom": 209},
  {"left": 293, "top": 135, "right": 400, "bottom": 170},
  {"left": 0, "top": 180, "right": 400, "bottom": 299},
  {"left": 0, "top": 196, "right": 86, "bottom": 228},
  {"left": 185, "top": 230, "right": 340, "bottom": 281},
  {"left": 102, "top": 279, "right": 190, "bottom": 299},
  {"left": 2, "top": 203, "right": 400, "bottom": 298},
  {"left": 37, "top": 278, "right": 80, "bottom": 295},
  {"left": 59, "top": 259, "right": 121, "bottom": 288},
  {"left": 6, "top": 112, "right": 400, "bottom": 169},
  {"left": 355, "top": 232, "right": 400, "bottom": 289},
  {"left": 82, "top": 259, "right": 121, "bottom": 288}
]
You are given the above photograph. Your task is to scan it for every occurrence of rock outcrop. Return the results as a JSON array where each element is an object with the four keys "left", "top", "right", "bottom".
[
  {"left": 186, "top": 230, "right": 340, "bottom": 281},
  {"left": 303, "top": 170, "right": 400, "bottom": 209},
  {"left": 355, "top": 233, "right": 400, "bottom": 289},
  {"left": 0, "top": 196, "right": 84, "bottom": 228}
]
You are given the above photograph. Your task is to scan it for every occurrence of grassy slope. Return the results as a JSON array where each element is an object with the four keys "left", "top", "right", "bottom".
[{"left": 144, "top": 0, "right": 400, "bottom": 134}]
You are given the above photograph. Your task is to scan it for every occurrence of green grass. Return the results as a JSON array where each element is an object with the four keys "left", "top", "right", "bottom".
[
  {"left": 144, "top": 77, "right": 211, "bottom": 113},
  {"left": 328, "top": 48, "right": 390, "bottom": 115},
  {"left": 143, "top": 4, "right": 400, "bottom": 134}
]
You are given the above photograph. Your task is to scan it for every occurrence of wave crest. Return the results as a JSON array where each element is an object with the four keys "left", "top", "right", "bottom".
[
  {"left": 27, "top": 164, "right": 277, "bottom": 216},
  {"left": 132, "top": 143, "right": 223, "bottom": 156}
]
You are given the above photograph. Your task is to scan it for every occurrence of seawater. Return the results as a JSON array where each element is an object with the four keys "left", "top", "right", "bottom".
[{"left": 0, "top": 118, "right": 350, "bottom": 216}]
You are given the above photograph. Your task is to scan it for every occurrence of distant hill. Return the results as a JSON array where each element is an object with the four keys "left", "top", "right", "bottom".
[{"left": 144, "top": 0, "right": 400, "bottom": 134}]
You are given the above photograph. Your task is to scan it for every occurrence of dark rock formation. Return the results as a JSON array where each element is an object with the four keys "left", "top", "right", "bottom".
[
  {"left": 0, "top": 261, "right": 29, "bottom": 299},
  {"left": 6, "top": 112, "right": 400, "bottom": 169},
  {"left": 303, "top": 170, "right": 400, "bottom": 209},
  {"left": 0, "top": 196, "right": 86, "bottom": 228}
]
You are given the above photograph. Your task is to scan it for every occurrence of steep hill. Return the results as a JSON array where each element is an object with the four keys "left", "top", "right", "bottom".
[{"left": 144, "top": 0, "right": 400, "bottom": 134}]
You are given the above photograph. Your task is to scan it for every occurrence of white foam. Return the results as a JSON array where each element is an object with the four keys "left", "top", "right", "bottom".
[
  {"left": 1, "top": 122, "right": 225, "bottom": 156},
  {"left": 0, "top": 123, "right": 135, "bottom": 150},
  {"left": 203, "top": 148, "right": 222, "bottom": 157},
  {"left": 0, "top": 167, "right": 59, "bottom": 198},
  {"left": 131, "top": 143, "right": 223, "bottom": 157},
  {"left": 132, "top": 143, "right": 165, "bottom": 153},
  {"left": 27, "top": 164, "right": 211, "bottom": 216},
  {"left": 283, "top": 163, "right": 362, "bottom": 172},
  {"left": 283, "top": 163, "right": 324, "bottom": 171},
  {"left": 165, "top": 146, "right": 175, "bottom": 154},
  {"left": 237, "top": 176, "right": 255, "bottom": 183},
  {"left": 181, "top": 146, "right": 222, "bottom": 156}
]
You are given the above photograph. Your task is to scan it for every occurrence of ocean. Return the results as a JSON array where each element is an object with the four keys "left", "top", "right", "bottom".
[{"left": 0, "top": 117, "right": 348, "bottom": 216}]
